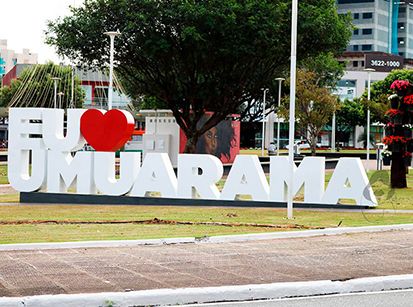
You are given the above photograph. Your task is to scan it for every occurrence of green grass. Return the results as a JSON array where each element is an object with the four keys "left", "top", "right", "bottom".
[
  {"left": 0, "top": 162, "right": 412, "bottom": 244},
  {"left": 0, "top": 205, "right": 411, "bottom": 244},
  {"left": 0, "top": 194, "right": 19, "bottom": 203},
  {"left": 0, "top": 165, "right": 7, "bottom": 184},
  {"left": 369, "top": 170, "right": 413, "bottom": 210}
]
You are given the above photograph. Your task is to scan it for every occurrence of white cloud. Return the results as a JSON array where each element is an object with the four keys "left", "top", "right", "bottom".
[{"left": 0, "top": 0, "right": 84, "bottom": 63}]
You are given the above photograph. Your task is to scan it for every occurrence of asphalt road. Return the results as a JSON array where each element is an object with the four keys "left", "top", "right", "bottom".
[{"left": 182, "top": 289, "right": 413, "bottom": 307}]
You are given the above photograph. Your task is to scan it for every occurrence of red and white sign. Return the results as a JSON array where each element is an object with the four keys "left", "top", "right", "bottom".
[{"left": 7, "top": 108, "right": 377, "bottom": 206}]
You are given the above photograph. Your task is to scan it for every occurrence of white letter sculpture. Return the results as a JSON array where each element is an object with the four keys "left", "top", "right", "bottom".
[
  {"left": 221, "top": 155, "right": 269, "bottom": 201},
  {"left": 269, "top": 156, "right": 325, "bottom": 203},
  {"left": 130, "top": 153, "right": 177, "bottom": 198},
  {"left": 177, "top": 154, "right": 223, "bottom": 199},
  {"left": 8, "top": 108, "right": 47, "bottom": 192},
  {"left": 322, "top": 158, "right": 377, "bottom": 206},
  {"left": 7, "top": 107, "right": 378, "bottom": 208}
]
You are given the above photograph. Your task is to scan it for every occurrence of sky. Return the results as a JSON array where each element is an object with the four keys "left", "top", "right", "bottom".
[{"left": 0, "top": 0, "right": 84, "bottom": 63}]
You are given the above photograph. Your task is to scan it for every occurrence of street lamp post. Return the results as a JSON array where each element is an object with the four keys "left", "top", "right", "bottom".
[
  {"left": 51, "top": 77, "right": 61, "bottom": 109},
  {"left": 261, "top": 88, "right": 269, "bottom": 156},
  {"left": 331, "top": 113, "right": 336, "bottom": 152},
  {"left": 70, "top": 65, "right": 75, "bottom": 108},
  {"left": 57, "top": 92, "right": 64, "bottom": 109},
  {"left": 275, "top": 78, "right": 285, "bottom": 155},
  {"left": 104, "top": 31, "right": 121, "bottom": 110},
  {"left": 287, "top": 0, "right": 298, "bottom": 219},
  {"left": 365, "top": 68, "right": 375, "bottom": 172}
]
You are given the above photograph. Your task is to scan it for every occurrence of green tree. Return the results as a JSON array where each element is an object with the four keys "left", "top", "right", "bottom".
[
  {"left": 335, "top": 98, "right": 364, "bottom": 145},
  {"left": 240, "top": 52, "right": 345, "bottom": 123},
  {"left": 336, "top": 98, "right": 365, "bottom": 128},
  {"left": 46, "top": 0, "right": 352, "bottom": 152},
  {"left": 0, "top": 63, "right": 84, "bottom": 108},
  {"left": 302, "top": 52, "right": 345, "bottom": 88},
  {"left": 367, "top": 69, "right": 413, "bottom": 188},
  {"left": 0, "top": 80, "right": 20, "bottom": 108},
  {"left": 358, "top": 69, "right": 413, "bottom": 124},
  {"left": 280, "top": 70, "right": 338, "bottom": 155},
  {"left": 370, "top": 69, "right": 413, "bottom": 99}
]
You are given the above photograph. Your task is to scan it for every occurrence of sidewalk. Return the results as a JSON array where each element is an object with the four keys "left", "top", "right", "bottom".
[{"left": 0, "top": 229, "right": 411, "bottom": 298}]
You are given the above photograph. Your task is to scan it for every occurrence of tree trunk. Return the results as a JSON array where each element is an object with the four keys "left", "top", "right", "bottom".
[
  {"left": 391, "top": 152, "right": 407, "bottom": 188},
  {"left": 309, "top": 134, "right": 317, "bottom": 156},
  {"left": 183, "top": 134, "right": 199, "bottom": 153},
  {"left": 310, "top": 144, "right": 317, "bottom": 156}
]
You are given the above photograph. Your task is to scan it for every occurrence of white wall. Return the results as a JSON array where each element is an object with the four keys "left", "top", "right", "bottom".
[{"left": 144, "top": 116, "right": 180, "bottom": 166}]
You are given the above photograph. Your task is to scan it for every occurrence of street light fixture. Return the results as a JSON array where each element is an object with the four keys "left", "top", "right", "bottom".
[
  {"left": 57, "top": 92, "right": 64, "bottom": 109},
  {"left": 104, "top": 30, "right": 121, "bottom": 110},
  {"left": 51, "top": 77, "right": 61, "bottom": 109},
  {"left": 275, "top": 78, "right": 285, "bottom": 156},
  {"left": 364, "top": 68, "right": 375, "bottom": 172},
  {"left": 261, "top": 88, "right": 269, "bottom": 156},
  {"left": 331, "top": 112, "right": 336, "bottom": 152}
]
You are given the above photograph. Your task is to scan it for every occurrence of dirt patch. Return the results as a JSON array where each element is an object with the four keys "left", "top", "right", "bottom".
[{"left": 0, "top": 217, "right": 325, "bottom": 230}]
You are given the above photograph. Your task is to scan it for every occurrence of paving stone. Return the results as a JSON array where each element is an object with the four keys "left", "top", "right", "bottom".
[{"left": 0, "top": 230, "right": 411, "bottom": 297}]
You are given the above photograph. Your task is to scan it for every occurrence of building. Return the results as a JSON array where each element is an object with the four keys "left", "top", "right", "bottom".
[
  {"left": 76, "top": 69, "right": 130, "bottom": 109},
  {"left": 333, "top": 50, "right": 413, "bottom": 148},
  {"left": 334, "top": 1, "right": 413, "bottom": 148},
  {"left": 1, "top": 64, "right": 33, "bottom": 87},
  {"left": 0, "top": 40, "right": 37, "bottom": 77},
  {"left": 337, "top": 0, "right": 413, "bottom": 58}
]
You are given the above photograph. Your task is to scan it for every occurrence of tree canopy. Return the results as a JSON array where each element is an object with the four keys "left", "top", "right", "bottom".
[
  {"left": 336, "top": 98, "right": 365, "bottom": 129},
  {"left": 0, "top": 63, "right": 84, "bottom": 109},
  {"left": 359, "top": 69, "right": 413, "bottom": 124},
  {"left": 239, "top": 51, "right": 346, "bottom": 123},
  {"left": 47, "top": 0, "right": 352, "bottom": 152},
  {"left": 280, "top": 69, "right": 338, "bottom": 155}
]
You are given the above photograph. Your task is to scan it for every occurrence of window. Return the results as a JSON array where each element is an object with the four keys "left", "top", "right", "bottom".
[
  {"left": 399, "top": 23, "right": 405, "bottom": 30},
  {"left": 362, "top": 44, "right": 372, "bottom": 51},
  {"left": 353, "top": 29, "right": 359, "bottom": 35},
  {"left": 353, "top": 61, "right": 359, "bottom": 67},
  {"left": 362, "top": 28, "right": 372, "bottom": 35},
  {"left": 361, "top": 61, "right": 365, "bottom": 66},
  {"left": 353, "top": 45, "right": 359, "bottom": 51},
  {"left": 362, "top": 12, "right": 373, "bottom": 19},
  {"left": 354, "top": 13, "right": 359, "bottom": 19}
]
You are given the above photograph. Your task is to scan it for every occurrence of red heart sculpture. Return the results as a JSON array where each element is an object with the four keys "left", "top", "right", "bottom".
[{"left": 80, "top": 109, "right": 135, "bottom": 152}]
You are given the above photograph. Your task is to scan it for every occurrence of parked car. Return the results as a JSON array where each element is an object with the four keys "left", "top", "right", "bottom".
[{"left": 284, "top": 141, "right": 321, "bottom": 150}]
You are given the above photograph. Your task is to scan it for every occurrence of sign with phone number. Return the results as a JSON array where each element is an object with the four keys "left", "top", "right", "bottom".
[{"left": 365, "top": 54, "right": 404, "bottom": 72}]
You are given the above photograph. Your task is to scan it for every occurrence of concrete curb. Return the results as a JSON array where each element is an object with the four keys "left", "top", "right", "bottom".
[
  {"left": 0, "top": 274, "right": 412, "bottom": 307},
  {"left": 0, "top": 223, "right": 412, "bottom": 251},
  {"left": 202, "top": 223, "right": 413, "bottom": 243}
]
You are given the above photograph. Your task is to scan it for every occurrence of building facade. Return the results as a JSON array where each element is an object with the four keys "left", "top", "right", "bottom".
[
  {"left": 337, "top": 0, "right": 413, "bottom": 58},
  {"left": 0, "top": 40, "right": 37, "bottom": 77}
]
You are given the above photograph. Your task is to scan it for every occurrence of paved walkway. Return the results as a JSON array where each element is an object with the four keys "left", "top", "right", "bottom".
[{"left": 0, "top": 230, "right": 411, "bottom": 297}]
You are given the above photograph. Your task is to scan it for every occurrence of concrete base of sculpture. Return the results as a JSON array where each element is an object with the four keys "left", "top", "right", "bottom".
[{"left": 20, "top": 192, "right": 375, "bottom": 209}]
